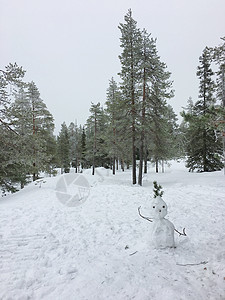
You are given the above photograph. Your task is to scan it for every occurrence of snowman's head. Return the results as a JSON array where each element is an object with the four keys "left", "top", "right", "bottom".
[{"left": 151, "top": 196, "right": 168, "bottom": 219}]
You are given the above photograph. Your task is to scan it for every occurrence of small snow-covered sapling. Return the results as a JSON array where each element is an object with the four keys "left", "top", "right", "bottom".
[
  {"left": 153, "top": 181, "right": 164, "bottom": 198},
  {"left": 138, "top": 181, "right": 186, "bottom": 249}
]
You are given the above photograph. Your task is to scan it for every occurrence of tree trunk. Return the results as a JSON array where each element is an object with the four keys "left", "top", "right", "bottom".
[
  {"left": 162, "top": 160, "right": 165, "bottom": 173},
  {"left": 92, "top": 111, "right": 97, "bottom": 176},
  {"left": 203, "top": 129, "right": 207, "bottom": 172},
  {"left": 32, "top": 100, "right": 37, "bottom": 181},
  {"left": 112, "top": 156, "right": 116, "bottom": 175},
  {"left": 121, "top": 158, "right": 125, "bottom": 172},
  {"left": 144, "top": 154, "right": 148, "bottom": 174},
  {"left": 155, "top": 159, "right": 159, "bottom": 173},
  {"left": 116, "top": 158, "right": 119, "bottom": 170},
  {"left": 138, "top": 66, "right": 146, "bottom": 186},
  {"left": 132, "top": 99, "right": 136, "bottom": 184},
  {"left": 33, "top": 163, "right": 36, "bottom": 181},
  {"left": 132, "top": 137, "right": 136, "bottom": 184},
  {"left": 138, "top": 147, "right": 143, "bottom": 186},
  {"left": 75, "top": 158, "right": 78, "bottom": 173},
  {"left": 131, "top": 39, "right": 136, "bottom": 185},
  {"left": 112, "top": 126, "right": 116, "bottom": 175}
]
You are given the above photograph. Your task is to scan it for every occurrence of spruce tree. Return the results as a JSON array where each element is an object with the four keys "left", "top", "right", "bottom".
[
  {"left": 68, "top": 122, "right": 78, "bottom": 171},
  {"left": 81, "top": 126, "right": 87, "bottom": 169},
  {"left": 105, "top": 77, "right": 121, "bottom": 174},
  {"left": 1, "top": 74, "right": 55, "bottom": 192},
  {"left": 86, "top": 103, "right": 108, "bottom": 175},
  {"left": 182, "top": 48, "right": 223, "bottom": 172},
  {"left": 7, "top": 87, "right": 32, "bottom": 187},
  {"left": 0, "top": 64, "right": 26, "bottom": 192},
  {"left": 27, "top": 82, "right": 55, "bottom": 180},
  {"left": 144, "top": 57, "right": 174, "bottom": 173},
  {"left": 212, "top": 38, "right": 225, "bottom": 172},
  {"left": 57, "top": 122, "right": 70, "bottom": 173}
]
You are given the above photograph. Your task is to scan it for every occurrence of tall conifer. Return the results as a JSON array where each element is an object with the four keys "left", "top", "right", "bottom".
[
  {"left": 118, "top": 9, "right": 142, "bottom": 184},
  {"left": 182, "top": 48, "right": 223, "bottom": 172}
]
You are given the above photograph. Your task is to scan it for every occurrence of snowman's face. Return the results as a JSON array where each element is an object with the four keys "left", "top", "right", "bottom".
[{"left": 151, "top": 196, "right": 168, "bottom": 219}]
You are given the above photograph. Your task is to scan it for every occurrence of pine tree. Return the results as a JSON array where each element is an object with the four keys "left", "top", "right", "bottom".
[
  {"left": 138, "top": 29, "right": 155, "bottom": 184},
  {"left": 118, "top": 9, "right": 142, "bottom": 184},
  {"left": 137, "top": 29, "right": 174, "bottom": 181}
]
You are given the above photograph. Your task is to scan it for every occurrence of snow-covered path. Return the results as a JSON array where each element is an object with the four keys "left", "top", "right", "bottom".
[{"left": 0, "top": 161, "right": 225, "bottom": 299}]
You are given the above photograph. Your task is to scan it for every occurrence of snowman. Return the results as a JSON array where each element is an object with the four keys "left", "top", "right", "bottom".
[
  {"left": 149, "top": 196, "right": 175, "bottom": 248},
  {"left": 138, "top": 181, "right": 186, "bottom": 249}
]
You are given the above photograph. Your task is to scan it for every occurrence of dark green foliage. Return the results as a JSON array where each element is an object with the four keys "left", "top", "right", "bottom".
[
  {"left": 153, "top": 181, "right": 164, "bottom": 198},
  {"left": 118, "top": 10, "right": 175, "bottom": 184},
  {"left": 105, "top": 77, "right": 125, "bottom": 174},
  {"left": 0, "top": 64, "right": 27, "bottom": 192},
  {"left": 118, "top": 9, "right": 143, "bottom": 184},
  {"left": 27, "top": 82, "right": 55, "bottom": 180},
  {"left": 57, "top": 122, "right": 70, "bottom": 173},
  {"left": 86, "top": 102, "right": 110, "bottom": 175},
  {"left": 182, "top": 47, "right": 223, "bottom": 172},
  {"left": 81, "top": 126, "right": 87, "bottom": 169},
  {"left": 0, "top": 65, "right": 55, "bottom": 193}
]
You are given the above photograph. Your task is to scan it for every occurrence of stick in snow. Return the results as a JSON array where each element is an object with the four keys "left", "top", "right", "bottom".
[
  {"left": 129, "top": 251, "right": 138, "bottom": 256},
  {"left": 176, "top": 261, "right": 208, "bottom": 266}
]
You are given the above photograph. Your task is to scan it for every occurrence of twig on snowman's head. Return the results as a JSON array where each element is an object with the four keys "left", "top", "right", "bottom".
[
  {"left": 174, "top": 228, "right": 187, "bottom": 236},
  {"left": 138, "top": 206, "right": 153, "bottom": 222},
  {"left": 153, "top": 181, "right": 164, "bottom": 198}
]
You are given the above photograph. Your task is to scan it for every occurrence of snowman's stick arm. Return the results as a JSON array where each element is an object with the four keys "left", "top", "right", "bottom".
[
  {"left": 138, "top": 206, "right": 153, "bottom": 222},
  {"left": 174, "top": 228, "right": 187, "bottom": 236}
]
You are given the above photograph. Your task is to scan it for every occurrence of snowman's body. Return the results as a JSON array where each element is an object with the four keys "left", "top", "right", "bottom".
[{"left": 150, "top": 196, "right": 175, "bottom": 249}]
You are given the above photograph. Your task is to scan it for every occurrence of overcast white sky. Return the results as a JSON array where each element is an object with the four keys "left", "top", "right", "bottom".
[{"left": 1, "top": 0, "right": 225, "bottom": 133}]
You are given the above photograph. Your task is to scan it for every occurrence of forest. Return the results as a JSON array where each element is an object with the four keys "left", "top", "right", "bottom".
[{"left": 1, "top": 10, "right": 224, "bottom": 194}]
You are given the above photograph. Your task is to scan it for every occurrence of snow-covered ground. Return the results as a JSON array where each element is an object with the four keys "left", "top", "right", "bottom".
[{"left": 0, "top": 161, "right": 225, "bottom": 300}]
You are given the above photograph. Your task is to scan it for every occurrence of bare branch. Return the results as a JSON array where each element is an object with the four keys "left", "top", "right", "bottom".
[
  {"left": 138, "top": 206, "right": 153, "bottom": 222},
  {"left": 174, "top": 228, "right": 187, "bottom": 236}
]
